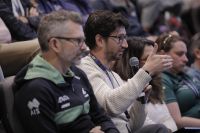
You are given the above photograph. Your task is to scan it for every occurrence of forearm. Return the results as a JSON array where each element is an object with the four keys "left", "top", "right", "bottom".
[
  {"left": 94, "top": 69, "right": 151, "bottom": 115},
  {"left": 89, "top": 89, "right": 119, "bottom": 133},
  {"left": 167, "top": 102, "right": 200, "bottom": 129},
  {"left": 176, "top": 117, "right": 200, "bottom": 129}
]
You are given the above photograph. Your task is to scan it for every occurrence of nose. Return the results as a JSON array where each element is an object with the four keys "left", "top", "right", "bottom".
[
  {"left": 121, "top": 40, "right": 128, "bottom": 48},
  {"left": 80, "top": 42, "right": 90, "bottom": 57},
  {"left": 80, "top": 41, "right": 87, "bottom": 50},
  {"left": 182, "top": 54, "right": 188, "bottom": 63}
]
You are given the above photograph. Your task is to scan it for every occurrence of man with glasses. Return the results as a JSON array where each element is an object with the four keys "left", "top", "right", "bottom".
[
  {"left": 78, "top": 10, "right": 173, "bottom": 133},
  {"left": 14, "top": 10, "right": 119, "bottom": 133}
]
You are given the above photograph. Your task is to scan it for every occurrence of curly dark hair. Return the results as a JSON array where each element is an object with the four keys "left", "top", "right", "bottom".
[{"left": 84, "top": 10, "right": 129, "bottom": 50}]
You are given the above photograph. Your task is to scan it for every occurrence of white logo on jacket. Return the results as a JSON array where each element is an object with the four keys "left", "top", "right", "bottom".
[
  {"left": 58, "top": 95, "right": 70, "bottom": 109},
  {"left": 27, "top": 98, "right": 40, "bottom": 116},
  {"left": 58, "top": 95, "right": 70, "bottom": 103},
  {"left": 82, "top": 88, "right": 89, "bottom": 98}
]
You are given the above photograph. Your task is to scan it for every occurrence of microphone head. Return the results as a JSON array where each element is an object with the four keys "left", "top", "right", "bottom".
[
  {"left": 81, "top": 49, "right": 90, "bottom": 58},
  {"left": 80, "top": 46, "right": 90, "bottom": 58},
  {"left": 129, "top": 57, "right": 139, "bottom": 68}
]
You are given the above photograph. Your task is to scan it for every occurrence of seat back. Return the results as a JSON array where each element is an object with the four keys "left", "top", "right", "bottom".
[
  {"left": 0, "top": 76, "right": 25, "bottom": 133},
  {"left": 0, "top": 39, "right": 40, "bottom": 77}
]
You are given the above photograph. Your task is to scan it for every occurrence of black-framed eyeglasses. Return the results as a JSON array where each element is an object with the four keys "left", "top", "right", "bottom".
[
  {"left": 49, "top": 36, "right": 85, "bottom": 47},
  {"left": 107, "top": 34, "right": 127, "bottom": 44}
]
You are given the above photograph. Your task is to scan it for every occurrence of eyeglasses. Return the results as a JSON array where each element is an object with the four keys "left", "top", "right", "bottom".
[
  {"left": 107, "top": 34, "right": 127, "bottom": 44},
  {"left": 49, "top": 36, "right": 85, "bottom": 47}
]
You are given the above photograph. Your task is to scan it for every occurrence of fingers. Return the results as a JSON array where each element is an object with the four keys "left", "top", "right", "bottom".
[
  {"left": 143, "top": 85, "right": 152, "bottom": 92},
  {"left": 161, "top": 55, "right": 173, "bottom": 70},
  {"left": 142, "top": 52, "right": 173, "bottom": 76},
  {"left": 163, "top": 62, "right": 173, "bottom": 70}
]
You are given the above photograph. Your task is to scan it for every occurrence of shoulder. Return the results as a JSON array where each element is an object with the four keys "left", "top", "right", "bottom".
[
  {"left": 71, "top": 65, "right": 91, "bottom": 85},
  {"left": 186, "top": 67, "right": 198, "bottom": 77},
  {"left": 15, "top": 78, "right": 55, "bottom": 98},
  {"left": 161, "top": 71, "right": 175, "bottom": 84},
  {"left": 14, "top": 78, "right": 57, "bottom": 110},
  {"left": 79, "top": 56, "right": 95, "bottom": 66},
  {"left": 78, "top": 56, "right": 102, "bottom": 73},
  {"left": 71, "top": 65, "right": 88, "bottom": 79}
]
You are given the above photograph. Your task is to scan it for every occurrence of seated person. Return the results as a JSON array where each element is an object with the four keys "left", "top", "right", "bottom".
[
  {"left": 113, "top": 36, "right": 177, "bottom": 132},
  {"left": 156, "top": 34, "right": 200, "bottom": 129},
  {"left": 0, "top": 0, "right": 39, "bottom": 41},
  {"left": 14, "top": 10, "right": 119, "bottom": 133},
  {"left": 36, "top": 0, "right": 92, "bottom": 23},
  {"left": 78, "top": 10, "right": 172, "bottom": 133}
]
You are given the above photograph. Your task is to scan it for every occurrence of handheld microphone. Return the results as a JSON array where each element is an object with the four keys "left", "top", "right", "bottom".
[
  {"left": 129, "top": 57, "right": 146, "bottom": 104},
  {"left": 81, "top": 50, "right": 90, "bottom": 58},
  {"left": 129, "top": 57, "right": 139, "bottom": 74},
  {"left": 80, "top": 45, "right": 90, "bottom": 58}
]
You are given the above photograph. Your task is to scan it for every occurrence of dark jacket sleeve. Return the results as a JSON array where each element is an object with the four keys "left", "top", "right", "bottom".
[
  {"left": 0, "top": 0, "right": 37, "bottom": 41},
  {"left": 75, "top": 66, "right": 119, "bottom": 133},
  {"left": 88, "top": 86, "right": 119, "bottom": 133},
  {"left": 14, "top": 79, "right": 58, "bottom": 133}
]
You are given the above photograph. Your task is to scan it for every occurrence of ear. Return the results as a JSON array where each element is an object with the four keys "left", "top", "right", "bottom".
[
  {"left": 95, "top": 34, "right": 104, "bottom": 48},
  {"left": 49, "top": 38, "right": 61, "bottom": 53},
  {"left": 194, "top": 48, "right": 200, "bottom": 59}
]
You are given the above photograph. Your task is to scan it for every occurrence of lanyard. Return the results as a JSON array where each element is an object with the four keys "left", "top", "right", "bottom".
[
  {"left": 90, "top": 53, "right": 130, "bottom": 120},
  {"left": 90, "top": 54, "right": 115, "bottom": 89}
]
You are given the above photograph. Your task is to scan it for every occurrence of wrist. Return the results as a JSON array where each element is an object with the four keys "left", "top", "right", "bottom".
[{"left": 142, "top": 67, "right": 153, "bottom": 76}]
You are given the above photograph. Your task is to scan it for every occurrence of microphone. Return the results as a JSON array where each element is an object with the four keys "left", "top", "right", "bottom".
[
  {"left": 129, "top": 57, "right": 146, "bottom": 104},
  {"left": 80, "top": 46, "right": 90, "bottom": 58},
  {"left": 129, "top": 57, "right": 139, "bottom": 74},
  {"left": 81, "top": 49, "right": 90, "bottom": 58}
]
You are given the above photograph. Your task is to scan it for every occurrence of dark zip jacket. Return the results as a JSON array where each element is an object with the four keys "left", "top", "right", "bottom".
[{"left": 14, "top": 55, "right": 119, "bottom": 133}]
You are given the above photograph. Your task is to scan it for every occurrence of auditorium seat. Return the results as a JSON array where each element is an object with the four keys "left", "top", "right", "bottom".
[
  {"left": 0, "top": 39, "right": 40, "bottom": 77},
  {"left": 0, "top": 76, "right": 25, "bottom": 133}
]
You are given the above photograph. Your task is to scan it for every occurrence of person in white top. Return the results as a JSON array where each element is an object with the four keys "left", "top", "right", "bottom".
[{"left": 78, "top": 10, "right": 173, "bottom": 133}]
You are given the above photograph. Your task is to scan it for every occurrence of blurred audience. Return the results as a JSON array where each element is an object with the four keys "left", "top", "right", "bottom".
[
  {"left": 181, "top": 0, "right": 200, "bottom": 35},
  {"left": 36, "top": 0, "right": 92, "bottom": 23},
  {"left": 137, "top": 0, "right": 182, "bottom": 33},
  {"left": 89, "top": 0, "right": 147, "bottom": 36},
  {"left": 113, "top": 36, "right": 177, "bottom": 132},
  {"left": 0, "top": 0, "right": 40, "bottom": 41}
]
